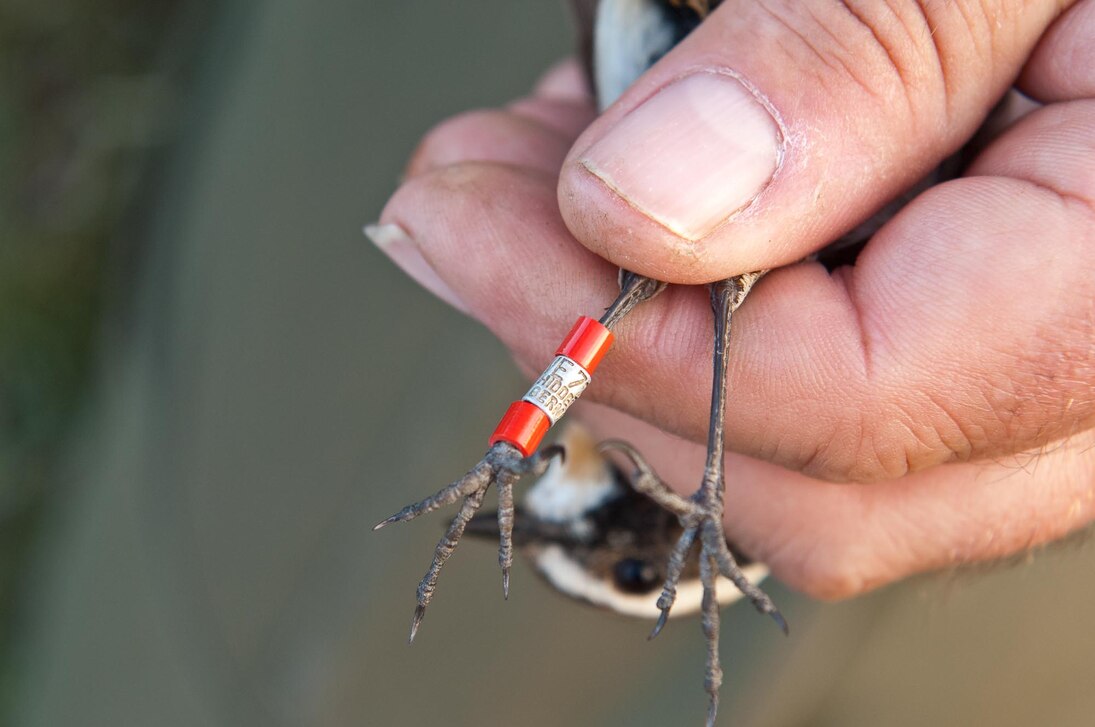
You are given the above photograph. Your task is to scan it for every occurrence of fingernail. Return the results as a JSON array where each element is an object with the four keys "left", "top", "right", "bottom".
[
  {"left": 580, "top": 72, "right": 782, "bottom": 241},
  {"left": 364, "top": 223, "right": 469, "bottom": 314}
]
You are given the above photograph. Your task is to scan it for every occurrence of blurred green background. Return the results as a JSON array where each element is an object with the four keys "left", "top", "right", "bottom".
[{"left": 2, "top": 1, "right": 1093, "bottom": 726}]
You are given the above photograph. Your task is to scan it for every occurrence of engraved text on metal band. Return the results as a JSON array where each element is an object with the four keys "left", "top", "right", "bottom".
[{"left": 522, "top": 355, "right": 592, "bottom": 425}]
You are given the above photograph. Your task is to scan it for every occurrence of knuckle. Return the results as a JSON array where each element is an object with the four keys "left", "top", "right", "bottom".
[
  {"left": 837, "top": 0, "right": 949, "bottom": 120},
  {"left": 406, "top": 108, "right": 570, "bottom": 180},
  {"left": 391, "top": 159, "right": 491, "bottom": 213},
  {"left": 405, "top": 109, "right": 509, "bottom": 178},
  {"left": 771, "top": 0, "right": 1005, "bottom": 124},
  {"left": 893, "top": 0, "right": 1019, "bottom": 120},
  {"left": 756, "top": 0, "right": 937, "bottom": 116},
  {"left": 800, "top": 345, "right": 1095, "bottom": 485},
  {"left": 792, "top": 398, "right": 978, "bottom": 484},
  {"left": 793, "top": 404, "right": 921, "bottom": 483}
]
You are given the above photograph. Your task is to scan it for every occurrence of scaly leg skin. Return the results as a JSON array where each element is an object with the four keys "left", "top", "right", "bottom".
[
  {"left": 374, "top": 441, "right": 563, "bottom": 641},
  {"left": 374, "top": 270, "right": 665, "bottom": 643},
  {"left": 605, "top": 272, "right": 787, "bottom": 726}
]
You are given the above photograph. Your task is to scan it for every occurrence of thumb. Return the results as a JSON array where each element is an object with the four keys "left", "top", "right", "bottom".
[{"left": 559, "top": 0, "right": 1071, "bottom": 284}]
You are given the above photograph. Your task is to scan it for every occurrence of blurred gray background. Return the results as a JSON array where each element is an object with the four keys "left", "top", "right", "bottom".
[{"left": 3, "top": 1, "right": 1094, "bottom": 725}]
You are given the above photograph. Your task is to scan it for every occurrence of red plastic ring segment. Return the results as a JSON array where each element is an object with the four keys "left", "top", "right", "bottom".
[
  {"left": 556, "top": 316, "right": 614, "bottom": 374},
  {"left": 490, "top": 401, "right": 552, "bottom": 458}
]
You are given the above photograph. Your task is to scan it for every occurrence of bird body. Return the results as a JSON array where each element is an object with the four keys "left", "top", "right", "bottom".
[{"left": 589, "top": 0, "right": 704, "bottom": 109}]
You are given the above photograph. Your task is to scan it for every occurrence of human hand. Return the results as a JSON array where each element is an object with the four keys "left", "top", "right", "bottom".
[{"left": 372, "top": 1, "right": 1095, "bottom": 600}]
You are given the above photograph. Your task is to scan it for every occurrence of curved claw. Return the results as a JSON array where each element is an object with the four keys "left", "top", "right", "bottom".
[
  {"left": 515, "top": 444, "right": 565, "bottom": 474},
  {"left": 648, "top": 608, "right": 671, "bottom": 640},
  {"left": 409, "top": 605, "right": 426, "bottom": 644},
  {"left": 374, "top": 503, "right": 432, "bottom": 531},
  {"left": 373, "top": 514, "right": 400, "bottom": 531},
  {"left": 705, "top": 694, "right": 719, "bottom": 727},
  {"left": 707, "top": 526, "right": 786, "bottom": 636},
  {"left": 542, "top": 443, "right": 566, "bottom": 466},
  {"left": 597, "top": 439, "right": 650, "bottom": 471},
  {"left": 769, "top": 608, "right": 789, "bottom": 636}
]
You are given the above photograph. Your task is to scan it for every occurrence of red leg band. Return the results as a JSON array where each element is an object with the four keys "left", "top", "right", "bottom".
[{"left": 490, "top": 401, "right": 551, "bottom": 457}]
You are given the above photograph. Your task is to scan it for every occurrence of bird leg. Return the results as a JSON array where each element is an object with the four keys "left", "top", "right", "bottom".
[
  {"left": 690, "top": 273, "right": 788, "bottom": 725},
  {"left": 374, "top": 441, "right": 563, "bottom": 641},
  {"left": 602, "top": 272, "right": 786, "bottom": 726},
  {"left": 375, "top": 270, "right": 664, "bottom": 642}
]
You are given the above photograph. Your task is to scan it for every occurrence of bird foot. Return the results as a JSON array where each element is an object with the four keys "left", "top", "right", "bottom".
[
  {"left": 374, "top": 441, "right": 563, "bottom": 642},
  {"left": 601, "top": 440, "right": 786, "bottom": 726}
]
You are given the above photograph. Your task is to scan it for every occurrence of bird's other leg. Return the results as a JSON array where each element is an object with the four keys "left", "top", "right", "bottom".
[
  {"left": 700, "top": 552, "right": 722, "bottom": 727},
  {"left": 696, "top": 272, "right": 785, "bottom": 632},
  {"left": 603, "top": 440, "right": 759, "bottom": 727},
  {"left": 614, "top": 273, "right": 783, "bottom": 637},
  {"left": 606, "top": 273, "right": 783, "bottom": 721},
  {"left": 375, "top": 441, "right": 562, "bottom": 641},
  {"left": 693, "top": 273, "right": 786, "bottom": 724}
]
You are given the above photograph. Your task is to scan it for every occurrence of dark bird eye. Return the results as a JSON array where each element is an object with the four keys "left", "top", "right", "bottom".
[{"left": 612, "top": 558, "right": 661, "bottom": 594}]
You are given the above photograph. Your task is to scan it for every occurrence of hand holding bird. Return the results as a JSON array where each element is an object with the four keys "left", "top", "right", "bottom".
[{"left": 372, "top": 1, "right": 1095, "bottom": 723}]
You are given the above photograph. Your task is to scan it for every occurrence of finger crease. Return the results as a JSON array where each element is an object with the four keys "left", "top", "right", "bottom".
[{"left": 838, "top": 1, "right": 913, "bottom": 115}]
